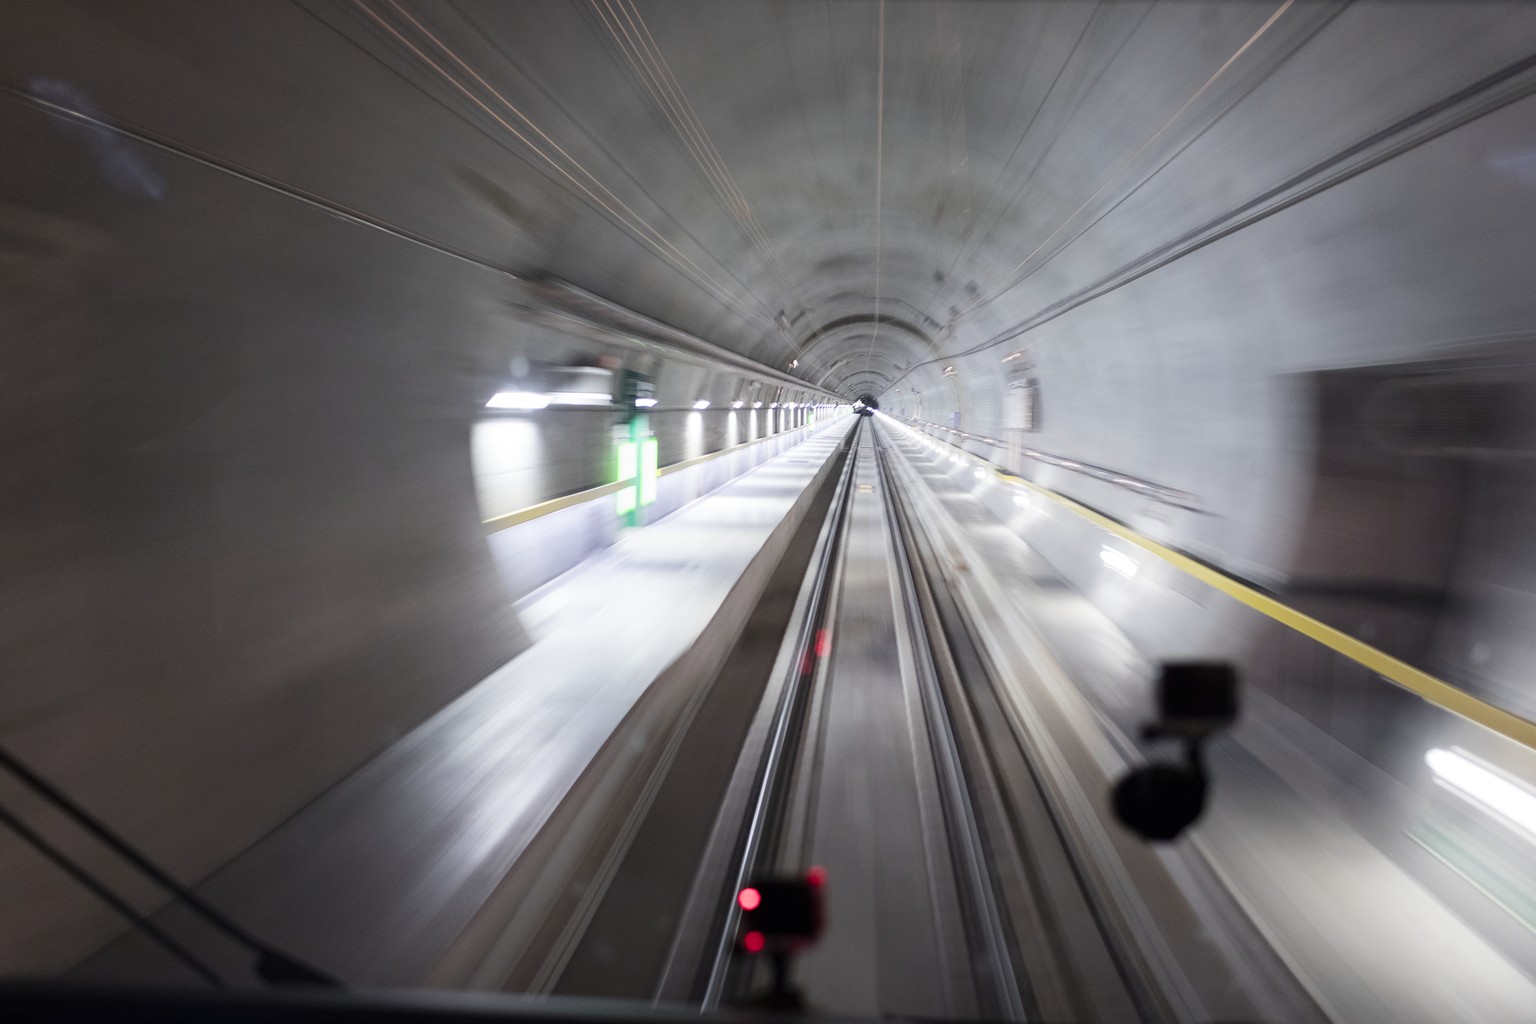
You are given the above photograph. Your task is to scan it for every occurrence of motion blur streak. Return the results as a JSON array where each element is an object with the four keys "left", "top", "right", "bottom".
[
  {"left": 5, "top": 3, "right": 1536, "bottom": 1024},
  {"left": 353, "top": 0, "right": 773, "bottom": 322},
  {"left": 1427, "top": 748, "right": 1536, "bottom": 841}
]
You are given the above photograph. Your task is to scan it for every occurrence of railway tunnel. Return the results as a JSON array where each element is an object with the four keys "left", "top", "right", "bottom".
[{"left": 5, "top": 3, "right": 1536, "bottom": 1022}]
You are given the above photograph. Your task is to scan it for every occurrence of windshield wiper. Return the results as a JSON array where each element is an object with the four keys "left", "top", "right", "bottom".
[{"left": 0, "top": 744, "right": 339, "bottom": 989}]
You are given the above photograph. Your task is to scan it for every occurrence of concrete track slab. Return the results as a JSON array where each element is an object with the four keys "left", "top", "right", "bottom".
[{"left": 792, "top": 425, "right": 974, "bottom": 1019}]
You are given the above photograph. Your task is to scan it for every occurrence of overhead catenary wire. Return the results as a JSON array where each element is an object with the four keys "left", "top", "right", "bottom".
[
  {"left": 354, "top": 0, "right": 777, "bottom": 329},
  {"left": 885, "top": 42, "right": 1536, "bottom": 387},
  {"left": 1, "top": 83, "right": 523, "bottom": 283},
  {"left": 952, "top": 0, "right": 1296, "bottom": 322},
  {"left": 922, "top": 0, "right": 1106, "bottom": 322},
  {"left": 590, "top": 0, "right": 809, "bottom": 333},
  {"left": 947, "top": 0, "right": 1341, "bottom": 335},
  {"left": 858, "top": 0, "right": 887, "bottom": 382}
]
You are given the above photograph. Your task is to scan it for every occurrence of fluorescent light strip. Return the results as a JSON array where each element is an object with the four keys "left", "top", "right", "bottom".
[
  {"left": 634, "top": 397, "right": 658, "bottom": 408},
  {"left": 1427, "top": 747, "right": 1536, "bottom": 841},
  {"left": 547, "top": 391, "right": 611, "bottom": 407},
  {"left": 693, "top": 400, "right": 710, "bottom": 410},
  {"left": 486, "top": 391, "right": 550, "bottom": 410},
  {"left": 1099, "top": 546, "right": 1139, "bottom": 579}
]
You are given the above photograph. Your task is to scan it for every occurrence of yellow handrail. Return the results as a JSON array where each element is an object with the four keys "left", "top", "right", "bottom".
[
  {"left": 481, "top": 421, "right": 828, "bottom": 534},
  {"left": 910, "top": 421, "right": 1536, "bottom": 751}
]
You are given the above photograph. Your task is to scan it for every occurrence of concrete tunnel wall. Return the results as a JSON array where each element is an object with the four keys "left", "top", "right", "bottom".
[
  {"left": 0, "top": 108, "right": 534, "bottom": 970},
  {"left": 0, "top": 17, "right": 845, "bottom": 969},
  {"left": 473, "top": 403, "right": 825, "bottom": 523},
  {"left": 0, "top": 157, "right": 834, "bottom": 975},
  {"left": 879, "top": 3, "right": 1536, "bottom": 583},
  {"left": 5, "top": 0, "right": 1536, "bottom": 976},
  {"left": 870, "top": 7, "right": 1536, "bottom": 721}
]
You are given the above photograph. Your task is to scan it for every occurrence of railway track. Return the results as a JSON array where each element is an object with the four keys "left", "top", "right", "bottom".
[{"left": 677, "top": 418, "right": 1143, "bottom": 1020}]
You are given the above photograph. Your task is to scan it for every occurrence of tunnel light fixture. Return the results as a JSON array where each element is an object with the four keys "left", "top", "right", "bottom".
[
  {"left": 693, "top": 400, "right": 711, "bottom": 410},
  {"left": 769, "top": 402, "right": 778, "bottom": 409},
  {"left": 1099, "top": 547, "right": 1139, "bottom": 580},
  {"left": 547, "top": 391, "right": 612, "bottom": 407},
  {"left": 753, "top": 401, "right": 763, "bottom": 409},
  {"left": 634, "top": 397, "right": 658, "bottom": 408},
  {"left": 486, "top": 391, "right": 551, "bottom": 411},
  {"left": 731, "top": 400, "right": 745, "bottom": 409},
  {"left": 1427, "top": 748, "right": 1536, "bottom": 841}
]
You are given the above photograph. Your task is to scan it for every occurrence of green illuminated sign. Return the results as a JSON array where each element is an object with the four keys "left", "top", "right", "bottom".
[
  {"left": 615, "top": 411, "right": 656, "bottom": 524},
  {"left": 616, "top": 439, "right": 638, "bottom": 516}
]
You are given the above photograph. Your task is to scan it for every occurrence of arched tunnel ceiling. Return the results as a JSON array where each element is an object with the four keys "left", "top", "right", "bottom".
[
  {"left": 327, "top": 0, "right": 1508, "bottom": 396},
  {"left": 0, "top": 0, "right": 1341, "bottom": 393},
  {"left": 10, "top": 0, "right": 1535, "bottom": 401}
]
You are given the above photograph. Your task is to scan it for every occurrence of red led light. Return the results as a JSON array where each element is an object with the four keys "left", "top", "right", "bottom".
[
  {"left": 742, "top": 930, "right": 766, "bottom": 953},
  {"left": 738, "top": 887, "right": 762, "bottom": 911},
  {"left": 806, "top": 865, "right": 827, "bottom": 887},
  {"left": 815, "top": 629, "right": 831, "bottom": 658}
]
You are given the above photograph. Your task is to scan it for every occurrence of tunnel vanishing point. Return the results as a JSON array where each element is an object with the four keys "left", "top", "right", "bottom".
[{"left": 6, "top": 4, "right": 1536, "bottom": 1023}]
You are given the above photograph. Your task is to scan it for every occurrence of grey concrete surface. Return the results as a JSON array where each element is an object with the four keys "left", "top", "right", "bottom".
[
  {"left": 878, "top": 415, "right": 1536, "bottom": 1023},
  {"left": 6, "top": 0, "right": 1536, "bottom": 1010},
  {"left": 790, "top": 425, "right": 975, "bottom": 1019},
  {"left": 71, "top": 418, "right": 854, "bottom": 987}
]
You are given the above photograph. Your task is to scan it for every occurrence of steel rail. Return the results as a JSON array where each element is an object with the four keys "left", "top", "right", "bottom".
[
  {"left": 872, "top": 428, "right": 1030, "bottom": 1020},
  {"left": 698, "top": 418, "right": 865, "bottom": 1007}
]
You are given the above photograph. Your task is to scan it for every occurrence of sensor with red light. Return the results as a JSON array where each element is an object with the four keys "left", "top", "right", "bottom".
[{"left": 734, "top": 870, "right": 825, "bottom": 956}]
